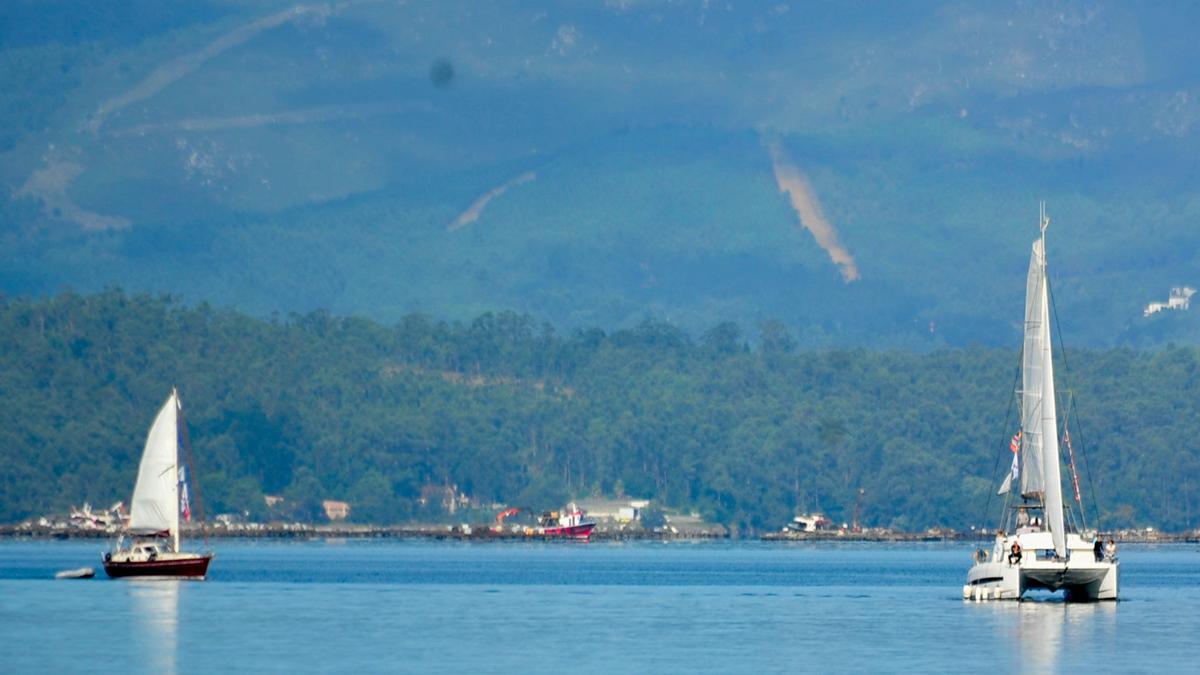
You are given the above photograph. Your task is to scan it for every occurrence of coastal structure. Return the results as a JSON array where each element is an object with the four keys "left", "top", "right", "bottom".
[
  {"left": 1144, "top": 286, "right": 1196, "bottom": 316},
  {"left": 322, "top": 500, "right": 351, "bottom": 521},
  {"left": 575, "top": 498, "right": 650, "bottom": 523}
]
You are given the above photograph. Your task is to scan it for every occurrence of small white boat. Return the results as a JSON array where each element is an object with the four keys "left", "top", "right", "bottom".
[
  {"left": 965, "top": 205, "right": 1118, "bottom": 602},
  {"left": 55, "top": 567, "right": 95, "bottom": 579}
]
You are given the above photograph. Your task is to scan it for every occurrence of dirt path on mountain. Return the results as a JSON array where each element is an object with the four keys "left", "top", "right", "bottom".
[
  {"left": 448, "top": 172, "right": 537, "bottom": 231},
  {"left": 766, "top": 140, "right": 860, "bottom": 282},
  {"left": 108, "top": 101, "right": 436, "bottom": 137},
  {"left": 86, "top": 3, "right": 344, "bottom": 133}
]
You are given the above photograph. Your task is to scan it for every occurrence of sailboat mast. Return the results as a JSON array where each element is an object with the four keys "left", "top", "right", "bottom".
[
  {"left": 172, "top": 388, "right": 181, "bottom": 554},
  {"left": 178, "top": 392, "right": 208, "bottom": 547}
]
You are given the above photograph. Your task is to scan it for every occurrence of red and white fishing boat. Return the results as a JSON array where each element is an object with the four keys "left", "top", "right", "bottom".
[
  {"left": 103, "top": 389, "right": 213, "bottom": 579},
  {"left": 538, "top": 503, "right": 595, "bottom": 540}
]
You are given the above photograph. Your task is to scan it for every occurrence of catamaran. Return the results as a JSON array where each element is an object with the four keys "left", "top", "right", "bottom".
[
  {"left": 103, "top": 388, "right": 213, "bottom": 579},
  {"left": 964, "top": 205, "right": 1118, "bottom": 601}
]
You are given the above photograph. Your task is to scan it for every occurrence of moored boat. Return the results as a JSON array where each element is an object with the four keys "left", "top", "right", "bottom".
[
  {"left": 103, "top": 389, "right": 213, "bottom": 580},
  {"left": 537, "top": 504, "right": 595, "bottom": 540},
  {"left": 964, "top": 205, "right": 1118, "bottom": 602}
]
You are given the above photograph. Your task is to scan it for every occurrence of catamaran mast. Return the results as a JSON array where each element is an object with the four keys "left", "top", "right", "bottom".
[{"left": 1008, "top": 203, "right": 1067, "bottom": 557}]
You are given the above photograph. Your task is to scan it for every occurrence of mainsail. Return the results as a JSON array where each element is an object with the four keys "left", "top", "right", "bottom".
[
  {"left": 1015, "top": 211, "right": 1067, "bottom": 557},
  {"left": 1019, "top": 239, "right": 1048, "bottom": 497},
  {"left": 127, "top": 391, "right": 180, "bottom": 546}
]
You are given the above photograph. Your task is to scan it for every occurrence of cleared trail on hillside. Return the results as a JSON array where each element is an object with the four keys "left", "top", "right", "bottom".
[
  {"left": 86, "top": 2, "right": 358, "bottom": 133},
  {"left": 448, "top": 172, "right": 538, "bottom": 231},
  {"left": 766, "top": 140, "right": 860, "bottom": 282}
]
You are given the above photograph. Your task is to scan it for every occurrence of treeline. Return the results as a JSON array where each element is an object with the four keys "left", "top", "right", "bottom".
[{"left": 1, "top": 291, "right": 1198, "bottom": 533}]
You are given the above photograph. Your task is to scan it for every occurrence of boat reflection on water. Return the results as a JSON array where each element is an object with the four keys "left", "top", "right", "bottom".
[
  {"left": 128, "top": 580, "right": 180, "bottom": 674},
  {"left": 976, "top": 597, "right": 1117, "bottom": 671}
]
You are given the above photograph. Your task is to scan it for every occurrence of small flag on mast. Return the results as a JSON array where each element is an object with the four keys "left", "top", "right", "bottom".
[
  {"left": 179, "top": 465, "right": 192, "bottom": 522},
  {"left": 998, "top": 431, "right": 1022, "bottom": 495}
]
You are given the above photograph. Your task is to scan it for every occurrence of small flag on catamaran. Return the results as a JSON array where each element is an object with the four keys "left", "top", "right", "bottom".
[{"left": 997, "top": 431, "right": 1021, "bottom": 495}]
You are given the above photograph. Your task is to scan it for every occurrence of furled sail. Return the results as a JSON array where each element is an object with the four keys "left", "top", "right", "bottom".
[{"left": 127, "top": 391, "right": 180, "bottom": 539}]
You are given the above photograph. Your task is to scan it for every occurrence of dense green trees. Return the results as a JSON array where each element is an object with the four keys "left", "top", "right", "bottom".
[{"left": 1, "top": 291, "right": 1198, "bottom": 533}]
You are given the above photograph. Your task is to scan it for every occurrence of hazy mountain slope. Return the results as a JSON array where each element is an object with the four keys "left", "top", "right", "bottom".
[{"left": 4, "top": 1, "right": 1200, "bottom": 346}]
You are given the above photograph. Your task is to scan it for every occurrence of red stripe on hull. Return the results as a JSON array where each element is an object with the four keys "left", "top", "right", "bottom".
[
  {"left": 539, "top": 523, "right": 595, "bottom": 540},
  {"left": 103, "top": 554, "right": 213, "bottom": 579}
]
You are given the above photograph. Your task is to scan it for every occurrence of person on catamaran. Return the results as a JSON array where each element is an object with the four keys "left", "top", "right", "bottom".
[
  {"left": 1008, "top": 540, "right": 1022, "bottom": 565},
  {"left": 1093, "top": 537, "right": 1104, "bottom": 562},
  {"left": 1105, "top": 538, "right": 1117, "bottom": 562}
]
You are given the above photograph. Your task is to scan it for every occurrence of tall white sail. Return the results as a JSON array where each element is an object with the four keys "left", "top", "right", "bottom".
[
  {"left": 1019, "top": 213, "right": 1066, "bottom": 558},
  {"left": 127, "top": 391, "right": 180, "bottom": 543},
  {"left": 1039, "top": 298, "right": 1066, "bottom": 557},
  {"left": 1019, "top": 240, "right": 1048, "bottom": 497}
]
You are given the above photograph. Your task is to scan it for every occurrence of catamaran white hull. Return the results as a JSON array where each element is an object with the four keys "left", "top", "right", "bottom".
[
  {"left": 965, "top": 558, "right": 1118, "bottom": 601},
  {"left": 964, "top": 532, "right": 1118, "bottom": 601},
  {"left": 1022, "top": 560, "right": 1118, "bottom": 600},
  {"left": 965, "top": 561, "right": 1021, "bottom": 601}
]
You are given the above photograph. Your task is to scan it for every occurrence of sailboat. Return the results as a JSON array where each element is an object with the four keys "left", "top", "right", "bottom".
[
  {"left": 103, "top": 388, "right": 214, "bottom": 579},
  {"left": 964, "top": 205, "right": 1118, "bottom": 601}
]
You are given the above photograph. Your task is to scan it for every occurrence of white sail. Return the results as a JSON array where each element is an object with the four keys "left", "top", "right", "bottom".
[
  {"left": 1040, "top": 302, "right": 1067, "bottom": 557},
  {"left": 1019, "top": 239, "right": 1048, "bottom": 497},
  {"left": 1018, "top": 212, "right": 1066, "bottom": 558},
  {"left": 127, "top": 391, "right": 180, "bottom": 542}
]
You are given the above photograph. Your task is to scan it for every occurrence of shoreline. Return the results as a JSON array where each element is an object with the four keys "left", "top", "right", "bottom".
[{"left": 2, "top": 523, "right": 1195, "bottom": 544}]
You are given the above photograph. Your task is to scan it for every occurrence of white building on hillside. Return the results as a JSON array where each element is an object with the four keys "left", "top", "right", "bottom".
[{"left": 1144, "top": 286, "right": 1196, "bottom": 317}]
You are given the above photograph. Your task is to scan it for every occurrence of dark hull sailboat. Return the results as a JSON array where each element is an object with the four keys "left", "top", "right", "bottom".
[
  {"left": 103, "top": 552, "right": 213, "bottom": 579},
  {"left": 103, "top": 389, "right": 213, "bottom": 580}
]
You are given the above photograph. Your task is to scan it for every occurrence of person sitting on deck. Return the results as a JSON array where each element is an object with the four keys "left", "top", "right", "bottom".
[
  {"left": 1008, "top": 541, "right": 1023, "bottom": 565},
  {"left": 1093, "top": 537, "right": 1104, "bottom": 562},
  {"left": 1105, "top": 538, "right": 1117, "bottom": 562}
]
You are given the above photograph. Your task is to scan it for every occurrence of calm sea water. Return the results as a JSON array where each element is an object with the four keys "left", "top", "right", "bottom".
[{"left": 1, "top": 539, "right": 1197, "bottom": 673}]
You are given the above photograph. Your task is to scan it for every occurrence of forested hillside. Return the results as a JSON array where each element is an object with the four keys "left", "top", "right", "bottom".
[
  {"left": 5, "top": 2, "right": 1200, "bottom": 347},
  {"left": 2, "top": 292, "right": 1197, "bottom": 532}
]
